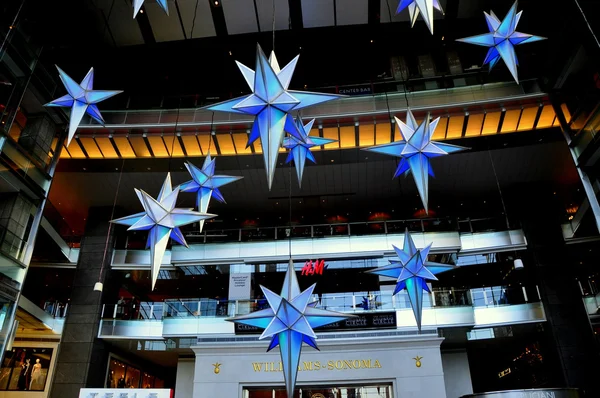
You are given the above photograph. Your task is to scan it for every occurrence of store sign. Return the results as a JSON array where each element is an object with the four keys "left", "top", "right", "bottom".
[
  {"left": 301, "top": 260, "right": 327, "bottom": 276},
  {"left": 251, "top": 358, "right": 382, "bottom": 372},
  {"left": 463, "top": 388, "right": 580, "bottom": 398},
  {"left": 228, "top": 273, "right": 251, "bottom": 300},
  {"left": 337, "top": 85, "right": 372, "bottom": 96},
  {"left": 79, "top": 389, "right": 172, "bottom": 398},
  {"left": 235, "top": 312, "right": 396, "bottom": 334}
]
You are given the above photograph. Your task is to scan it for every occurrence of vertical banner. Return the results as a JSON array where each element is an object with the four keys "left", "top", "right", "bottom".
[{"left": 228, "top": 273, "right": 251, "bottom": 300}]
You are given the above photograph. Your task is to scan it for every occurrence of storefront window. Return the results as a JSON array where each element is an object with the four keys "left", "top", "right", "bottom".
[
  {"left": 244, "top": 384, "right": 393, "bottom": 398},
  {"left": 107, "top": 359, "right": 126, "bottom": 388},
  {"left": 106, "top": 356, "right": 163, "bottom": 389},
  {"left": 125, "top": 366, "right": 141, "bottom": 388},
  {"left": 142, "top": 373, "right": 154, "bottom": 388},
  {"left": 0, "top": 347, "right": 53, "bottom": 391}
]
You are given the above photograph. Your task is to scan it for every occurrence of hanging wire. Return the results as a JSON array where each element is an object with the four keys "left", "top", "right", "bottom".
[
  {"left": 168, "top": 97, "right": 182, "bottom": 174},
  {"left": 488, "top": 150, "right": 510, "bottom": 230},
  {"left": 0, "top": 0, "right": 25, "bottom": 60},
  {"left": 190, "top": 0, "right": 200, "bottom": 39},
  {"left": 96, "top": 157, "right": 125, "bottom": 288},
  {"left": 207, "top": 111, "right": 214, "bottom": 155},
  {"left": 574, "top": 0, "right": 600, "bottom": 49},
  {"left": 272, "top": 0, "right": 276, "bottom": 52},
  {"left": 384, "top": 0, "right": 410, "bottom": 109}
]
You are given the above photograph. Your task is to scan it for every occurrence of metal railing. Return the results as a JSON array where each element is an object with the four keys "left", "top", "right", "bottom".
[
  {"left": 120, "top": 215, "right": 515, "bottom": 249},
  {"left": 101, "top": 285, "right": 539, "bottom": 321}
]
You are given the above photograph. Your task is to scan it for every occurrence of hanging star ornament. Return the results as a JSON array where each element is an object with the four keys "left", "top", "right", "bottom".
[
  {"left": 227, "top": 260, "right": 353, "bottom": 398},
  {"left": 206, "top": 44, "right": 343, "bottom": 190},
  {"left": 366, "top": 229, "right": 455, "bottom": 331},
  {"left": 363, "top": 111, "right": 467, "bottom": 213},
  {"left": 283, "top": 117, "right": 336, "bottom": 187},
  {"left": 111, "top": 173, "right": 216, "bottom": 290},
  {"left": 179, "top": 154, "right": 243, "bottom": 232},
  {"left": 456, "top": 1, "right": 546, "bottom": 83},
  {"left": 132, "top": 0, "right": 168, "bottom": 18},
  {"left": 396, "top": 0, "right": 444, "bottom": 34},
  {"left": 45, "top": 66, "right": 122, "bottom": 147}
]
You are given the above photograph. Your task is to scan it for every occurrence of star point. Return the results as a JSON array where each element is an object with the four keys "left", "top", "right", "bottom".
[
  {"left": 227, "top": 260, "right": 353, "bottom": 398},
  {"left": 283, "top": 117, "right": 336, "bottom": 187},
  {"left": 132, "top": 0, "right": 169, "bottom": 18},
  {"left": 206, "top": 44, "right": 343, "bottom": 190},
  {"left": 456, "top": 1, "right": 546, "bottom": 83},
  {"left": 364, "top": 111, "right": 467, "bottom": 213},
  {"left": 179, "top": 154, "right": 243, "bottom": 232},
  {"left": 366, "top": 229, "right": 455, "bottom": 330},
  {"left": 45, "top": 66, "right": 122, "bottom": 147},
  {"left": 111, "top": 173, "right": 216, "bottom": 290},
  {"left": 396, "top": 0, "right": 444, "bottom": 34}
]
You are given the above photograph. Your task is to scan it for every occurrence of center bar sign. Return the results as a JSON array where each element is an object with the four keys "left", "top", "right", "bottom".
[{"left": 234, "top": 312, "right": 397, "bottom": 334}]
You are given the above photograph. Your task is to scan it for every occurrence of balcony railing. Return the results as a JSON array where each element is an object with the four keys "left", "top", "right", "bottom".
[{"left": 101, "top": 285, "right": 538, "bottom": 322}]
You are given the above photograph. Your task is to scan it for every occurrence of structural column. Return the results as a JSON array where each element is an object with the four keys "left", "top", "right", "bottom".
[{"left": 49, "top": 207, "right": 116, "bottom": 398}]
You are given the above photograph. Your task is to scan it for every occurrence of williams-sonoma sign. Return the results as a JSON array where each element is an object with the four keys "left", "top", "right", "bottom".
[{"left": 252, "top": 359, "right": 382, "bottom": 372}]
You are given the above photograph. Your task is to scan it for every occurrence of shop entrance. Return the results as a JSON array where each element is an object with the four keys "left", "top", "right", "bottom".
[{"left": 243, "top": 383, "right": 393, "bottom": 398}]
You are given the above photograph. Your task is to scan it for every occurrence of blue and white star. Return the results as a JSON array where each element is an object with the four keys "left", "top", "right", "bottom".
[
  {"left": 228, "top": 260, "right": 352, "bottom": 398},
  {"left": 111, "top": 173, "right": 215, "bottom": 290},
  {"left": 364, "top": 111, "right": 467, "bottom": 213},
  {"left": 366, "top": 229, "right": 455, "bottom": 331},
  {"left": 283, "top": 117, "right": 336, "bottom": 187},
  {"left": 206, "top": 44, "right": 343, "bottom": 190},
  {"left": 396, "top": 0, "right": 444, "bottom": 34},
  {"left": 456, "top": 1, "right": 546, "bottom": 83},
  {"left": 179, "top": 154, "right": 243, "bottom": 232},
  {"left": 45, "top": 66, "right": 122, "bottom": 147},
  {"left": 132, "top": 0, "right": 168, "bottom": 18}
]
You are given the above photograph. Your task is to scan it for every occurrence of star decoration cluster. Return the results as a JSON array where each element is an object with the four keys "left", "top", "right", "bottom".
[
  {"left": 456, "top": 1, "right": 546, "bottom": 83},
  {"left": 111, "top": 173, "right": 216, "bottom": 290},
  {"left": 283, "top": 117, "right": 337, "bottom": 186},
  {"left": 45, "top": 66, "right": 122, "bottom": 146},
  {"left": 396, "top": 0, "right": 444, "bottom": 34},
  {"left": 179, "top": 154, "right": 243, "bottom": 232},
  {"left": 364, "top": 110, "right": 467, "bottom": 213},
  {"left": 228, "top": 260, "right": 353, "bottom": 398},
  {"left": 366, "top": 229, "right": 455, "bottom": 330},
  {"left": 207, "top": 44, "right": 343, "bottom": 189}
]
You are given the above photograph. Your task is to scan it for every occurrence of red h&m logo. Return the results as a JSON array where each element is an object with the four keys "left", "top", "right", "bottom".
[{"left": 301, "top": 260, "right": 327, "bottom": 276}]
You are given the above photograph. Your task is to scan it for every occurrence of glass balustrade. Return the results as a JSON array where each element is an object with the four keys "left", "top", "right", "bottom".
[{"left": 100, "top": 285, "right": 539, "bottom": 322}]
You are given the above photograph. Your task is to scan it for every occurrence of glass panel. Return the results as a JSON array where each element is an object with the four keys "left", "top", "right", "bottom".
[
  {"left": 0, "top": 347, "right": 53, "bottom": 391},
  {"left": 107, "top": 359, "right": 126, "bottom": 388},
  {"left": 142, "top": 373, "right": 154, "bottom": 388},
  {"left": 244, "top": 383, "right": 392, "bottom": 398},
  {"left": 125, "top": 366, "right": 141, "bottom": 388}
]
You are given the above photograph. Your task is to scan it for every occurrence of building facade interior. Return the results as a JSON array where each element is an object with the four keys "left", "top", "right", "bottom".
[{"left": 1, "top": 0, "right": 600, "bottom": 397}]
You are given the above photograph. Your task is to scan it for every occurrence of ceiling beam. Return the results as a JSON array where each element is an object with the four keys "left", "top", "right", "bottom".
[{"left": 288, "top": 0, "right": 303, "bottom": 29}]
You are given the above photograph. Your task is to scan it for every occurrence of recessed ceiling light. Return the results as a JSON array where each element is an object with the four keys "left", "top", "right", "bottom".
[{"left": 139, "top": 9, "right": 144, "bottom": 13}]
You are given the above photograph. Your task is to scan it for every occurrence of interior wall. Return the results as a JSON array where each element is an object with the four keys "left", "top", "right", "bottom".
[
  {"left": 442, "top": 349, "right": 473, "bottom": 398},
  {"left": 175, "top": 358, "right": 194, "bottom": 398}
]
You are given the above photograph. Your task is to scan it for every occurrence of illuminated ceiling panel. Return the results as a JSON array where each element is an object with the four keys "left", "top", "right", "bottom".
[
  {"left": 336, "top": 0, "right": 368, "bottom": 26},
  {"left": 232, "top": 133, "right": 252, "bottom": 154},
  {"left": 465, "top": 114, "right": 484, "bottom": 137},
  {"left": 79, "top": 138, "right": 103, "bottom": 158},
  {"left": 359, "top": 124, "right": 375, "bottom": 147},
  {"left": 517, "top": 107, "right": 538, "bottom": 131},
  {"left": 537, "top": 105, "right": 556, "bottom": 129},
  {"left": 446, "top": 116, "right": 464, "bottom": 139},
  {"left": 164, "top": 136, "right": 184, "bottom": 157},
  {"left": 95, "top": 137, "right": 118, "bottom": 158},
  {"left": 222, "top": 0, "right": 257, "bottom": 35},
  {"left": 114, "top": 137, "right": 136, "bottom": 158},
  {"left": 181, "top": 136, "right": 201, "bottom": 156},
  {"left": 339, "top": 126, "right": 355, "bottom": 148},
  {"left": 432, "top": 117, "right": 447, "bottom": 140},
  {"left": 375, "top": 123, "right": 391, "bottom": 144},
  {"left": 322, "top": 127, "right": 339, "bottom": 149},
  {"left": 501, "top": 110, "right": 521, "bottom": 133},
  {"left": 481, "top": 112, "right": 501, "bottom": 135},
  {"left": 66, "top": 142, "right": 86, "bottom": 159},
  {"left": 302, "top": 0, "right": 334, "bottom": 28},
  {"left": 148, "top": 137, "right": 168, "bottom": 157},
  {"left": 253, "top": 138, "right": 262, "bottom": 154},
  {"left": 217, "top": 134, "right": 236, "bottom": 155},
  {"left": 198, "top": 135, "right": 217, "bottom": 155},
  {"left": 561, "top": 104, "right": 572, "bottom": 123},
  {"left": 129, "top": 136, "right": 151, "bottom": 158}
]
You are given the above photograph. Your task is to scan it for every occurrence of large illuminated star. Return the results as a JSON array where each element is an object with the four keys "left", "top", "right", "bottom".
[
  {"left": 228, "top": 260, "right": 352, "bottom": 398},
  {"left": 45, "top": 66, "right": 122, "bottom": 147},
  {"left": 396, "top": 0, "right": 444, "bottom": 34},
  {"left": 456, "top": 1, "right": 546, "bottom": 83},
  {"left": 132, "top": 0, "right": 168, "bottom": 18},
  {"left": 366, "top": 229, "right": 455, "bottom": 331},
  {"left": 363, "top": 111, "right": 467, "bottom": 213},
  {"left": 179, "top": 154, "right": 243, "bottom": 232},
  {"left": 283, "top": 117, "right": 336, "bottom": 187},
  {"left": 207, "top": 44, "right": 343, "bottom": 190},
  {"left": 111, "top": 173, "right": 215, "bottom": 290}
]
